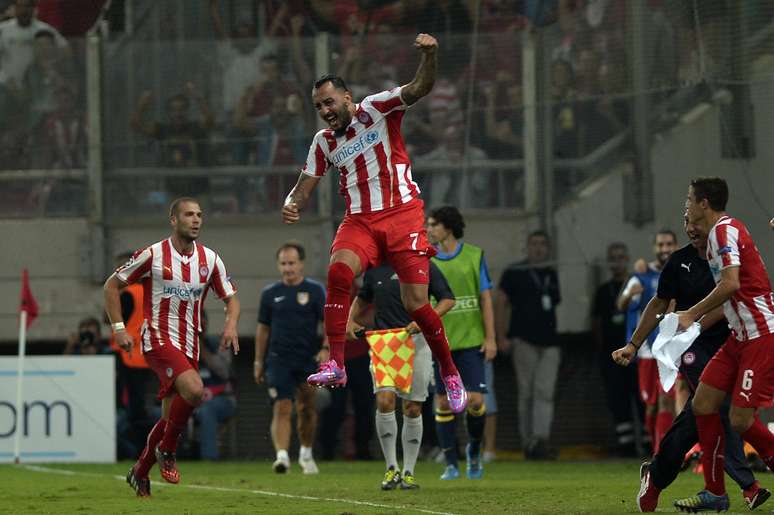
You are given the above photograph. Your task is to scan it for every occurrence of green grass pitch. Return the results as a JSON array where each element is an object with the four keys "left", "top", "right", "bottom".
[{"left": 0, "top": 459, "right": 761, "bottom": 514}]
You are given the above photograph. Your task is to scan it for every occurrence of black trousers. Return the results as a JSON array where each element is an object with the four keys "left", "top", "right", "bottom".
[
  {"left": 317, "top": 354, "right": 375, "bottom": 459},
  {"left": 598, "top": 352, "right": 642, "bottom": 449},
  {"left": 649, "top": 393, "right": 755, "bottom": 491}
]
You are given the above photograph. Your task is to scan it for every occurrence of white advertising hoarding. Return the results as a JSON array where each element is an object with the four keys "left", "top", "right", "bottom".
[{"left": 0, "top": 356, "right": 115, "bottom": 463}]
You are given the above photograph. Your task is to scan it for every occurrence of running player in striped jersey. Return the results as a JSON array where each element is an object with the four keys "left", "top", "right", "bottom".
[
  {"left": 105, "top": 197, "right": 240, "bottom": 497},
  {"left": 282, "top": 33, "right": 467, "bottom": 413},
  {"left": 673, "top": 177, "right": 774, "bottom": 512}
]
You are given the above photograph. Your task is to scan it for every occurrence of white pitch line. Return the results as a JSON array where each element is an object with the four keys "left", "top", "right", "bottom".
[{"left": 22, "top": 465, "right": 459, "bottom": 515}]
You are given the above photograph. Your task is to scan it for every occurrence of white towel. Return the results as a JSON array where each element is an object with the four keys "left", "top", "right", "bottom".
[{"left": 650, "top": 313, "right": 701, "bottom": 392}]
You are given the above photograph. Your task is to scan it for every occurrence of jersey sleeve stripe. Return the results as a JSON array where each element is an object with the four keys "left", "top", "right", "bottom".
[
  {"left": 124, "top": 251, "right": 152, "bottom": 283},
  {"left": 371, "top": 90, "right": 404, "bottom": 114}
]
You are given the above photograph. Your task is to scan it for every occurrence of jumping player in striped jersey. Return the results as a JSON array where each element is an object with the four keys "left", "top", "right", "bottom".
[
  {"left": 673, "top": 177, "right": 774, "bottom": 512},
  {"left": 282, "top": 33, "right": 467, "bottom": 413},
  {"left": 105, "top": 197, "right": 240, "bottom": 497}
]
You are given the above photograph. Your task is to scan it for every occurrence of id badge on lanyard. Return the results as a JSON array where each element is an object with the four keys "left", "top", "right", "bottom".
[
  {"left": 530, "top": 269, "right": 552, "bottom": 312},
  {"left": 541, "top": 293, "right": 552, "bottom": 311}
]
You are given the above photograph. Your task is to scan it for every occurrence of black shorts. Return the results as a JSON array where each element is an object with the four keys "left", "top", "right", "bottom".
[
  {"left": 433, "top": 347, "right": 487, "bottom": 394},
  {"left": 265, "top": 359, "right": 317, "bottom": 401}
]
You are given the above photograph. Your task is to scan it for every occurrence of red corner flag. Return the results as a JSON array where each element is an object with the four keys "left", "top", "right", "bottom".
[{"left": 20, "top": 269, "right": 38, "bottom": 328}]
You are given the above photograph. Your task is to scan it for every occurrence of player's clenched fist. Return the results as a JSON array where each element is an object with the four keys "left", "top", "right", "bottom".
[
  {"left": 611, "top": 342, "right": 637, "bottom": 367},
  {"left": 282, "top": 201, "right": 300, "bottom": 224},
  {"left": 414, "top": 33, "right": 437, "bottom": 53}
]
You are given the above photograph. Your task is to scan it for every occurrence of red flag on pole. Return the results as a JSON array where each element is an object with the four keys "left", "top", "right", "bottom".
[{"left": 19, "top": 268, "right": 38, "bottom": 328}]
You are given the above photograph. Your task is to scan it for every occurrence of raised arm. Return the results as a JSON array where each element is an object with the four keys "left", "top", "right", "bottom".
[
  {"left": 401, "top": 33, "right": 438, "bottom": 107},
  {"left": 282, "top": 173, "right": 321, "bottom": 224}
]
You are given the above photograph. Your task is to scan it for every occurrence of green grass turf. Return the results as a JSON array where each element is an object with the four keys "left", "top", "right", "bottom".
[{"left": 0, "top": 459, "right": 762, "bottom": 514}]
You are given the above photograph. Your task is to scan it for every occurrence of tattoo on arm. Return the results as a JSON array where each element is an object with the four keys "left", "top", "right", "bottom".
[
  {"left": 402, "top": 51, "right": 437, "bottom": 106},
  {"left": 285, "top": 173, "right": 320, "bottom": 210}
]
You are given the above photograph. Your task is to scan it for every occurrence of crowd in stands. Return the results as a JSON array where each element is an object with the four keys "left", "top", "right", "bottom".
[{"left": 0, "top": 0, "right": 723, "bottom": 215}]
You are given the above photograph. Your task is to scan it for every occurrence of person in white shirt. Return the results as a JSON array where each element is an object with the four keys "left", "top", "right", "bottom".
[{"left": 0, "top": 0, "right": 67, "bottom": 87}]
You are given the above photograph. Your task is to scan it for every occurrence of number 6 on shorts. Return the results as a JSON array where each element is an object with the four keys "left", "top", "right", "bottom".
[{"left": 742, "top": 369, "right": 754, "bottom": 391}]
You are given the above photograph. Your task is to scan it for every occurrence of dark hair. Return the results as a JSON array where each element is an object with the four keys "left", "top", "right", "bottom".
[
  {"left": 527, "top": 229, "right": 550, "bottom": 243},
  {"left": 654, "top": 228, "right": 677, "bottom": 244},
  {"left": 166, "top": 93, "right": 190, "bottom": 111},
  {"left": 607, "top": 241, "right": 628, "bottom": 254},
  {"left": 78, "top": 317, "right": 100, "bottom": 331},
  {"left": 429, "top": 206, "right": 465, "bottom": 239},
  {"left": 276, "top": 241, "right": 306, "bottom": 261},
  {"left": 169, "top": 197, "right": 199, "bottom": 218},
  {"left": 690, "top": 177, "right": 728, "bottom": 211},
  {"left": 313, "top": 74, "right": 349, "bottom": 92}
]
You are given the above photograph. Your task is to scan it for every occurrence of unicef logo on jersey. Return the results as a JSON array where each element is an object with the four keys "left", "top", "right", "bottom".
[
  {"left": 163, "top": 285, "right": 204, "bottom": 300},
  {"left": 331, "top": 131, "right": 380, "bottom": 166}
]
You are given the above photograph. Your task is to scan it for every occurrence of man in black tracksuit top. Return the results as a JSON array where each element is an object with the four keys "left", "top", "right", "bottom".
[{"left": 612, "top": 216, "right": 769, "bottom": 512}]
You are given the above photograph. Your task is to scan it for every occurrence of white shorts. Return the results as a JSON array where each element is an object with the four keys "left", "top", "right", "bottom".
[{"left": 370, "top": 332, "right": 433, "bottom": 402}]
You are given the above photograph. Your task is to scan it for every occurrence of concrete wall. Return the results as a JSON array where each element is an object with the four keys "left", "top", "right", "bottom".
[
  {"left": 0, "top": 212, "right": 536, "bottom": 342},
  {"left": 556, "top": 78, "right": 774, "bottom": 332}
]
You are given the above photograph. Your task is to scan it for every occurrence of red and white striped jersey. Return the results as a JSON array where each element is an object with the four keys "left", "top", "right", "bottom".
[
  {"left": 116, "top": 238, "right": 236, "bottom": 360},
  {"left": 302, "top": 86, "right": 419, "bottom": 215},
  {"left": 707, "top": 215, "right": 774, "bottom": 341}
]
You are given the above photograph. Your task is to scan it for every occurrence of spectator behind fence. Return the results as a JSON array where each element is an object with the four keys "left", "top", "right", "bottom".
[
  {"left": 482, "top": 73, "right": 524, "bottom": 159},
  {"left": 21, "top": 29, "right": 73, "bottom": 135},
  {"left": 415, "top": 124, "right": 488, "bottom": 208},
  {"left": 551, "top": 59, "right": 581, "bottom": 159},
  {"left": 254, "top": 241, "right": 325, "bottom": 474},
  {"left": 63, "top": 316, "right": 108, "bottom": 355},
  {"left": 195, "top": 311, "right": 237, "bottom": 461},
  {"left": 233, "top": 93, "right": 306, "bottom": 211},
  {"left": 40, "top": 83, "right": 85, "bottom": 169},
  {"left": 591, "top": 242, "right": 642, "bottom": 457},
  {"left": 208, "top": 0, "right": 279, "bottom": 120},
  {"left": 0, "top": 0, "right": 68, "bottom": 89},
  {"left": 130, "top": 82, "right": 213, "bottom": 197},
  {"left": 496, "top": 230, "right": 561, "bottom": 460}
]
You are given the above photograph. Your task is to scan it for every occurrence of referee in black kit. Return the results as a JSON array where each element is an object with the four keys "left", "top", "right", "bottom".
[{"left": 612, "top": 214, "right": 770, "bottom": 512}]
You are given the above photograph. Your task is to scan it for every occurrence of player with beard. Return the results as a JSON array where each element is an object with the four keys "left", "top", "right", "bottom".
[
  {"left": 106, "top": 197, "right": 240, "bottom": 497},
  {"left": 281, "top": 34, "right": 466, "bottom": 413},
  {"left": 617, "top": 230, "right": 678, "bottom": 454},
  {"left": 613, "top": 215, "right": 769, "bottom": 512}
]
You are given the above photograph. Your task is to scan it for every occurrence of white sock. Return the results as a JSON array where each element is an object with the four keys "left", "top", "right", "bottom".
[
  {"left": 376, "top": 410, "right": 398, "bottom": 469},
  {"left": 276, "top": 449, "right": 289, "bottom": 462},
  {"left": 299, "top": 445, "right": 313, "bottom": 460},
  {"left": 401, "top": 415, "right": 423, "bottom": 475}
]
